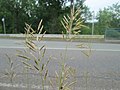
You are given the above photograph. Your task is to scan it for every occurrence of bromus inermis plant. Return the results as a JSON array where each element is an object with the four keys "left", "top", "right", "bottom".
[
  {"left": 49, "top": 63, "right": 76, "bottom": 90},
  {"left": 76, "top": 43, "right": 92, "bottom": 57},
  {"left": 61, "top": 7, "right": 86, "bottom": 41},
  {"left": 17, "top": 20, "right": 49, "bottom": 90},
  {"left": 3, "top": 54, "right": 17, "bottom": 84},
  {"left": 61, "top": 5, "right": 92, "bottom": 90},
  {"left": 0, "top": 54, "right": 19, "bottom": 90},
  {"left": 61, "top": 4, "right": 91, "bottom": 58},
  {"left": 15, "top": 6, "right": 91, "bottom": 90}
]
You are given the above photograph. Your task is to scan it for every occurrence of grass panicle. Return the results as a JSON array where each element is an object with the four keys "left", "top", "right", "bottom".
[
  {"left": 49, "top": 64, "right": 76, "bottom": 90},
  {"left": 2, "top": 54, "right": 18, "bottom": 84},
  {"left": 61, "top": 7, "right": 87, "bottom": 41},
  {"left": 17, "top": 20, "right": 50, "bottom": 90}
]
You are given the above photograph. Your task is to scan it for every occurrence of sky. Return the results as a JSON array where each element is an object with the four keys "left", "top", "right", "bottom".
[{"left": 84, "top": 0, "right": 120, "bottom": 13}]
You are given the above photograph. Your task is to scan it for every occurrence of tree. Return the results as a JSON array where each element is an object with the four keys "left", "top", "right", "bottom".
[
  {"left": 109, "top": 3, "right": 120, "bottom": 28},
  {"left": 0, "top": 0, "right": 32, "bottom": 33},
  {"left": 0, "top": 0, "right": 90, "bottom": 34},
  {"left": 0, "top": 0, "right": 13, "bottom": 33},
  {"left": 96, "top": 8, "right": 113, "bottom": 34},
  {"left": 95, "top": 3, "right": 120, "bottom": 35}
]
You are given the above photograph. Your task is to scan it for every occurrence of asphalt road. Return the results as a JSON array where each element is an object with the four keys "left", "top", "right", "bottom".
[{"left": 0, "top": 38, "right": 120, "bottom": 90}]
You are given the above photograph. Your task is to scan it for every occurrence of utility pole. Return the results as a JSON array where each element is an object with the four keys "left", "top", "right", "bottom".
[
  {"left": 2, "top": 18, "right": 6, "bottom": 34},
  {"left": 92, "top": 11, "right": 95, "bottom": 35}
]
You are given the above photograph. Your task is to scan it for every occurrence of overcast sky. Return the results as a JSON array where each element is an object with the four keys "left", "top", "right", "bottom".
[{"left": 84, "top": 0, "right": 120, "bottom": 13}]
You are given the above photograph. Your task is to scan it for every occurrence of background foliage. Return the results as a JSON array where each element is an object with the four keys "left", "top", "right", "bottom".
[{"left": 0, "top": 0, "right": 119, "bottom": 34}]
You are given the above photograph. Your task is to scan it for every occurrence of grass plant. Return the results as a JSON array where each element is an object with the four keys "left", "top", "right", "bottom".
[
  {"left": 49, "top": 63, "right": 76, "bottom": 90},
  {"left": 3, "top": 54, "right": 17, "bottom": 84},
  {"left": 0, "top": 54, "right": 19, "bottom": 90},
  {"left": 0, "top": 3, "right": 119, "bottom": 90},
  {"left": 61, "top": 7, "right": 87, "bottom": 41},
  {"left": 0, "top": 5, "right": 93, "bottom": 90},
  {"left": 17, "top": 20, "right": 49, "bottom": 90},
  {"left": 61, "top": 5, "right": 92, "bottom": 90},
  {"left": 17, "top": 19, "right": 78, "bottom": 90}
]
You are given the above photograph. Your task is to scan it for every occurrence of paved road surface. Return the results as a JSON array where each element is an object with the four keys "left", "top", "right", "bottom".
[{"left": 0, "top": 39, "right": 120, "bottom": 90}]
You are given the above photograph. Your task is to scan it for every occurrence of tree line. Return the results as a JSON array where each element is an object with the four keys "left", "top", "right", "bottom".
[{"left": 0, "top": 0, "right": 119, "bottom": 34}]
